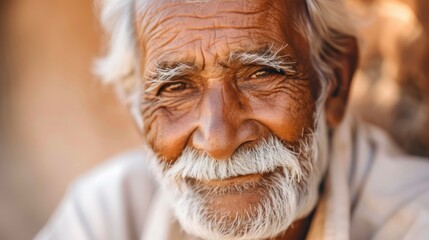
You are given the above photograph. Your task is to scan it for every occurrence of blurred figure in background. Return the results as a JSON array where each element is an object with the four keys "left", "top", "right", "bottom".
[
  {"left": 350, "top": 0, "right": 429, "bottom": 156},
  {"left": 393, "top": 0, "right": 429, "bottom": 156}
]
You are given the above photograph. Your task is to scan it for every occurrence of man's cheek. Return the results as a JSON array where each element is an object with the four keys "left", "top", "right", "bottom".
[
  {"left": 144, "top": 110, "right": 197, "bottom": 162},
  {"left": 246, "top": 84, "right": 316, "bottom": 143}
]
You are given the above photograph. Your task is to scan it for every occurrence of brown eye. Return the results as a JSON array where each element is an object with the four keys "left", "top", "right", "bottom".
[
  {"left": 158, "top": 82, "right": 189, "bottom": 95},
  {"left": 250, "top": 68, "right": 284, "bottom": 79}
]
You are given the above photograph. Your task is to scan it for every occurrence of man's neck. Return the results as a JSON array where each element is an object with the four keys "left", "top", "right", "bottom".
[{"left": 271, "top": 210, "right": 315, "bottom": 240}]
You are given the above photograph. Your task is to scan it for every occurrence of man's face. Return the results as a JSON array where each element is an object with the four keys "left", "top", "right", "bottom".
[{"left": 136, "top": 0, "right": 328, "bottom": 238}]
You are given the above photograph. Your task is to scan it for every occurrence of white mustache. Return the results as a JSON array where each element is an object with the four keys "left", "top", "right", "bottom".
[
  {"left": 147, "top": 113, "right": 327, "bottom": 240},
  {"left": 162, "top": 135, "right": 310, "bottom": 182}
]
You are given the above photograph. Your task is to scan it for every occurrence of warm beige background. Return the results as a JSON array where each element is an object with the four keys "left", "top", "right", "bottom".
[
  {"left": 1, "top": 0, "right": 428, "bottom": 239},
  {"left": 1, "top": 0, "right": 141, "bottom": 239}
]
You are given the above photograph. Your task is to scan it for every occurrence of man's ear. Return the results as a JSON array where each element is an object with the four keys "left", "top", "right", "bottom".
[{"left": 325, "top": 36, "right": 359, "bottom": 128}]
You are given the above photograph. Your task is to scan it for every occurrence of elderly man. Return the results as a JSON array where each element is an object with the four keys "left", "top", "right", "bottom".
[{"left": 36, "top": 0, "right": 429, "bottom": 239}]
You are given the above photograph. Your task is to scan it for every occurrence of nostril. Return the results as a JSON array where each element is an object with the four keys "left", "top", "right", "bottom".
[
  {"left": 191, "top": 113, "right": 266, "bottom": 160},
  {"left": 191, "top": 129, "right": 205, "bottom": 151},
  {"left": 236, "top": 139, "right": 258, "bottom": 153},
  {"left": 191, "top": 130, "right": 233, "bottom": 160},
  {"left": 207, "top": 152, "right": 230, "bottom": 161}
]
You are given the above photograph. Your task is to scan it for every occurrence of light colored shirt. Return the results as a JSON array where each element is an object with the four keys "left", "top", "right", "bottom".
[{"left": 35, "top": 117, "right": 429, "bottom": 240}]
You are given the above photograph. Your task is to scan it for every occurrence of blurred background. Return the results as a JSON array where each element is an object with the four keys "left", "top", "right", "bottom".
[
  {"left": 0, "top": 0, "right": 428, "bottom": 239},
  {"left": 0, "top": 0, "right": 141, "bottom": 239}
]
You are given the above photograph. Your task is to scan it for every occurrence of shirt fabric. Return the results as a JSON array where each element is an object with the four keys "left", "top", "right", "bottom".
[{"left": 35, "top": 117, "right": 429, "bottom": 240}]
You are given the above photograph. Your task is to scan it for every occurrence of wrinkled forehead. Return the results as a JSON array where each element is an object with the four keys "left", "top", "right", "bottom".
[
  {"left": 134, "top": 0, "right": 307, "bottom": 69},
  {"left": 135, "top": 0, "right": 291, "bottom": 26}
]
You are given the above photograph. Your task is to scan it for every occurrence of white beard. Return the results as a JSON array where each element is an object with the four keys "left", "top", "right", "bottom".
[{"left": 149, "top": 113, "right": 329, "bottom": 240}]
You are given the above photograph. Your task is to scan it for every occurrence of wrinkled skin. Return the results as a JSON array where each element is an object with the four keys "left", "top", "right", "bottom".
[
  {"left": 137, "top": 0, "right": 317, "bottom": 161},
  {"left": 134, "top": 0, "right": 357, "bottom": 239}
]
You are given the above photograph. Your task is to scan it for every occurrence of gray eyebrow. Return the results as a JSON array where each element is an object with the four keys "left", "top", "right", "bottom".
[
  {"left": 145, "top": 62, "right": 195, "bottom": 93},
  {"left": 144, "top": 45, "right": 298, "bottom": 94},
  {"left": 228, "top": 45, "right": 297, "bottom": 75}
]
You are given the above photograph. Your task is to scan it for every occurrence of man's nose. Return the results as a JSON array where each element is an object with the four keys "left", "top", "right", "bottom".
[{"left": 191, "top": 85, "right": 262, "bottom": 160}]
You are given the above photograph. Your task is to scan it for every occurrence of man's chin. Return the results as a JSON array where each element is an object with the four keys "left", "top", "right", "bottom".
[
  {"left": 196, "top": 173, "right": 268, "bottom": 218},
  {"left": 173, "top": 171, "right": 302, "bottom": 240}
]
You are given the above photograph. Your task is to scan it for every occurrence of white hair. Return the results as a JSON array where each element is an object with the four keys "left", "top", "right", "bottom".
[
  {"left": 229, "top": 45, "right": 296, "bottom": 76},
  {"left": 300, "top": 0, "right": 356, "bottom": 110},
  {"left": 94, "top": 0, "right": 355, "bottom": 122},
  {"left": 94, "top": 0, "right": 143, "bottom": 126}
]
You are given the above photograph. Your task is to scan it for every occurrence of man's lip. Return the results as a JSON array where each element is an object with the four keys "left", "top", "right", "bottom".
[{"left": 200, "top": 173, "right": 264, "bottom": 186}]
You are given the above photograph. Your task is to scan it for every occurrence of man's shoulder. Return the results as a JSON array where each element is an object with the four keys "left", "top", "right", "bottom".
[
  {"left": 348, "top": 119, "right": 429, "bottom": 239},
  {"left": 35, "top": 148, "right": 158, "bottom": 240},
  {"left": 67, "top": 147, "right": 159, "bottom": 218},
  {"left": 72, "top": 148, "right": 155, "bottom": 192}
]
